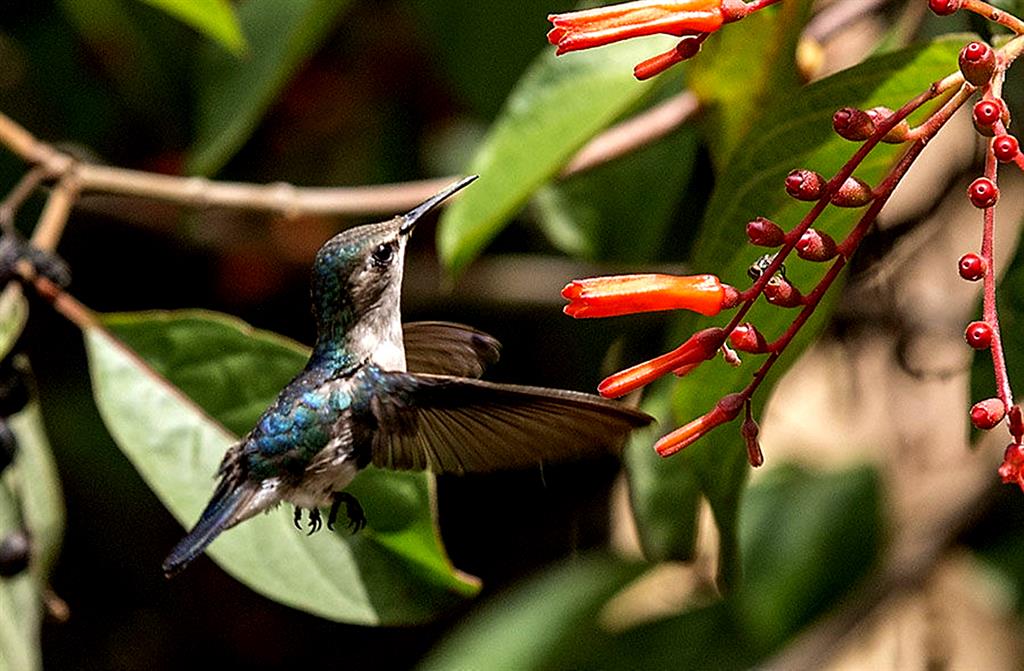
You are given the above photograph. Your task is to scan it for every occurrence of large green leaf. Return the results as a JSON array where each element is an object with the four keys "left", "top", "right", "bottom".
[
  {"left": 437, "top": 35, "right": 678, "bottom": 275},
  {"left": 0, "top": 286, "right": 28, "bottom": 362},
  {"left": 420, "top": 464, "right": 882, "bottom": 671},
  {"left": 187, "top": 0, "right": 352, "bottom": 175},
  {"left": 627, "top": 37, "right": 968, "bottom": 585},
  {"left": 0, "top": 402, "right": 65, "bottom": 671},
  {"left": 84, "top": 310, "right": 478, "bottom": 624},
  {"left": 134, "top": 0, "right": 245, "bottom": 55}
]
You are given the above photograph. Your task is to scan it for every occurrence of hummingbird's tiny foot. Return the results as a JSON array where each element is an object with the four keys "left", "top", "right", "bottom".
[
  {"left": 307, "top": 508, "right": 322, "bottom": 535},
  {"left": 331, "top": 492, "right": 366, "bottom": 534},
  {"left": 293, "top": 507, "right": 302, "bottom": 530}
]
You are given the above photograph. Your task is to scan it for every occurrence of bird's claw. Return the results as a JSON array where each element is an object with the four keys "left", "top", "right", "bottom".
[
  {"left": 306, "top": 508, "right": 322, "bottom": 535},
  {"left": 328, "top": 492, "right": 366, "bottom": 534}
]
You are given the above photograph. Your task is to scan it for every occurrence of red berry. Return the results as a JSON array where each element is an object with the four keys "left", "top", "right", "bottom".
[
  {"left": 994, "top": 135, "right": 1020, "bottom": 163},
  {"left": 965, "top": 321, "right": 993, "bottom": 349},
  {"left": 958, "top": 253, "right": 986, "bottom": 281},
  {"left": 974, "top": 100, "right": 1002, "bottom": 131},
  {"left": 785, "top": 169, "right": 824, "bottom": 201},
  {"left": 959, "top": 41, "right": 996, "bottom": 86},
  {"left": 968, "top": 177, "right": 999, "bottom": 208},
  {"left": 930, "top": 0, "right": 961, "bottom": 15},
  {"left": 971, "top": 398, "right": 1006, "bottom": 430}
]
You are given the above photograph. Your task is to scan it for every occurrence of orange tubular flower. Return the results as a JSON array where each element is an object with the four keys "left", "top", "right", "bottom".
[
  {"left": 655, "top": 393, "right": 744, "bottom": 457},
  {"left": 548, "top": 0, "right": 726, "bottom": 78},
  {"left": 598, "top": 327, "right": 726, "bottom": 398},
  {"left": 562, "top": 274, "right": 732, "bottom": 319}
]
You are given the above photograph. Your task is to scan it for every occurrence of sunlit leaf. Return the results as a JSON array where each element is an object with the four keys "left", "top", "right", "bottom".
[
  {"left": 627, "top": 37, "right": 968, "bottom": 585},
  {"left": 187, "top": 0, "right": 352, "bottom": 175},
  {"left": 0, "top": 286, "right": 28, "bottom": 362},
  {"left": 134, "top": 0, "right": 245, "bottom": 55},
  {"left": 85, "top": 310, "right": 478, "bottom": 624},
  {"left": 437, "top": 36, "right": 678, "bottom": 275}
]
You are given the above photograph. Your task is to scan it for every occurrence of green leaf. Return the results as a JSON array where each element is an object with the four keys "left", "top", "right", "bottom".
[
  {"left": 437, "top": 36, "right": 678, "bottom": 275},
  {"left": 134, "top": 0, "right": 245, "bottom": 55},
  {"left": 418, "top": 554, "right": 646, "bottom": 671},
  {"left": 84, "top": 310, "right": 478, "bottom": 624},
  {"left": 187, "top": 0, "right": 352, "bottom": 175},
  {"left": 627, "top": 36, "right": 968, "bottom": 585},
  {"left": 420, "top": 465, "right": 882, "bottom": 671},
  {"left": 0, "top": 402, "right": 66, "bottom": 671}
]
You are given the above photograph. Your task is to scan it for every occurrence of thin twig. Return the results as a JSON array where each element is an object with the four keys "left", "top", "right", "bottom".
[{"left": 0, "top": 91, "right": 701, "bottom": 221}]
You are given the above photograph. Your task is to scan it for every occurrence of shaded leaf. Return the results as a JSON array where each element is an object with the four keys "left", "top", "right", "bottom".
[
  {"left": 418, "top": 554, "right": 646, "bottom": 671},
  {"left": 534, "top": 123, "right": 700, "bottom": 262},
  {"left": 421, "top": 464, "right": 882, "bottom": 671},
  {"left": 689, "top": 0, "right": 814, "bottom": 165},
  {"left": 0, "top": 402, "right": 65, "bottom": 671},
  {"left": 187, "top": 0, "right": 352, "bottom": 175},
  {"left": 134, "top": 0, "right": 245, "bottom": 55},
  {"left": 437, "top": 37, "right": 678, "bottom": 275},
  {"left": 627, "top": 37, "right": 968, "bottom": 585},
  {"left": 85, "top": 310, "right": 478, "bottom": 625}
]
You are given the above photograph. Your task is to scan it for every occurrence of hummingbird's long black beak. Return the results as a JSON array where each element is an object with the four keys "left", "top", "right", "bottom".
[{"left": 399, "top": 175, "right": 478, "bottom": 235}]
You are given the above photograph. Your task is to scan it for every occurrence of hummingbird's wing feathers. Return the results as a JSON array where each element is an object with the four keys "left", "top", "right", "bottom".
[
  {"left": 369, "top": 372, "right": 653, "bottom": 474},
  {"left": 401, "top": 321, "right": 501, "bottom": 378}
]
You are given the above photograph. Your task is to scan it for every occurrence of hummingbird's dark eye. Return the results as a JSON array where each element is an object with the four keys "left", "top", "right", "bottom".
[{"left": 371, "top": 242, "right": 395, "bottom": 267}]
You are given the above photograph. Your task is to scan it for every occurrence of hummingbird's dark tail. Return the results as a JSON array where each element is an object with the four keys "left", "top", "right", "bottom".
[{"left": 162, "top": 482, "right": 251, "bottom": 578}]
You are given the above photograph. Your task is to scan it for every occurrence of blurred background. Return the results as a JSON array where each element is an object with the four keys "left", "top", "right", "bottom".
[{"left": 2, "top": 0, "right": 1024, "bottom": 669}]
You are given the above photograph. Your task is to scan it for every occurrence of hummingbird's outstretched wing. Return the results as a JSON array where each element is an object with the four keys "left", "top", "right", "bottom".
[
  {"left": 368, "top": 372, "right": 654, "bottom": 474},
  {"left": 402, "top": 321, "right": 500, "bottom": 378}
]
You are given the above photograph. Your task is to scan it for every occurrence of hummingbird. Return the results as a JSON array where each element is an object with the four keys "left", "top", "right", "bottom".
[{"left": 163, "top": 176, "right": 653, "bottom": 577}]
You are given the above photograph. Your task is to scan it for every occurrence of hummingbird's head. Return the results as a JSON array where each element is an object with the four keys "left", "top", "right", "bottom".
[{"left": 310, "top": 176, "right": 477, "bottom": 355}]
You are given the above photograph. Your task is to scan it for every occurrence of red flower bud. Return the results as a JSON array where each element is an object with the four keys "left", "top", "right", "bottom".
[
  {"left": 634, "top": 36, "right": 704, "bottom": 80},
  {"left": 998, "top": 442, "right": 1024, "bottom": 490},
  {"left": 1011, "top": 405, "right": 1024, "bottom": 441},
  {"left": 832, "top": 107, "right": 875, "bottom": 141},
  {"left": 971, "top": 397, "right": 1006, "bottom": 430},
  {"left": 654, "top": 392, "right": 744, "bottom": 457},
  {"left": 865, "top": 107, "right": 910, "bottom": 143},
  {"left": 930, "top": 0, "right": 962, "bottom": 15},
  {"left": 968, "top": 177, "right": 999, "bottom": 209},
  {"left": 959, "top": 41, "right": 996, "bottom": 86},
  {"left": 598, "top": 327, "right": 726, "bottom": 398},
  {"left": 741, "top": 414, "right": 763, "bottom": 467},
  {"left": 764, "top": 275, "right": 803, "bottom": 307},
  {"left": 796, "top": 229, "right": 838, "bottom": 261},
  {"left": 958, "top": 253, "right": 986, "bottom": 281},
  {"left": 994, "top": 134, "right": 1020, "bottom": 163},
  {"left": 785, "top": 169, "right": 824, "bottom": 201},
  {"left": 746, "top": 216, "right": 785, "bottom": 247},
  {"left": 730, "top": 323, "right": 768, "bottom": 353},
  {"left": 964, "top": 320, "right": 993, "bottom": 349},
  {"left": 562, "top": 273, "right": 730, "bottom": 319},
  {"left": 830, "top": 176, "right": 874, "bottom": 207}
]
